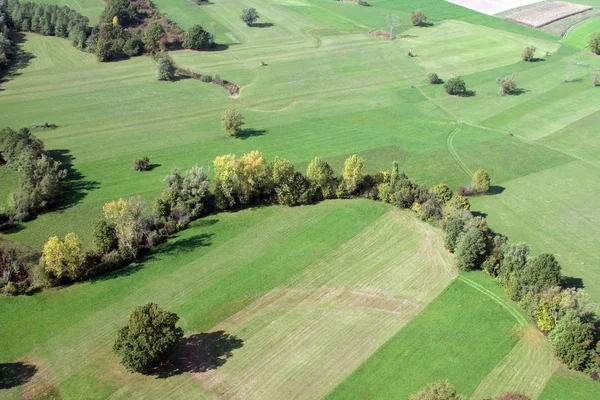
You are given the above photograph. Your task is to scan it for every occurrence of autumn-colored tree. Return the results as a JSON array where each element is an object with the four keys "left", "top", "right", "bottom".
[
  {"left": 112, "top": 15, "right": 119, "bottom": 25},
  {"left": 103, "top": 197, "right": 147, "bottom": 254},
  {"left": 342, "top": 154, "right": 365, "bottom": 194},
  {"left": 43, "top": 233, "right": 84, "bottom": 280},
  {"left": 472, "top": 169, "right": 490, "bottom": 194},
  {"left": 306, "top": 157, "right": 335, "bottom": 199}
]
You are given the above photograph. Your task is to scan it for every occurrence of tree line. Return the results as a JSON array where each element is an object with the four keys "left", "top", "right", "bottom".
[{"left": 0, "top": 0, "right": 15, "bottom": 72}]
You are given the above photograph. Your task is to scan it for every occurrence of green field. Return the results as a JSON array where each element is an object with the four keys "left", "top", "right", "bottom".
[{"left": 2, "top": 0, "right": 600, "bottom": 397}]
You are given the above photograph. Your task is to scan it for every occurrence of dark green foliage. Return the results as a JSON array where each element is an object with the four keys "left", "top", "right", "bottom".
[
  {"left": 0, "top": 127, "right": 44, "bottom": 169},
  {"left": 357, "top": 0, "right": 371, "bottom": 6},
  {"left": 482, "top": 235, "right": 508, "bottom": 277},
  {"left": 113, "top": 303, "right": 183, "bottom": 373},
  {"left": 154, "top": 167, "right": 211, "bottom": 225},
  {"left": 132, "top": 156, "right": 150, "bottom": 172},
  {"left": 519, "top": 253, "right": 562, "bottom": 295},
  {"left": 272, "top": 156, "right": 313, "bottom": 206},
  {"left": 122, "top": 37, "right": 142, "bottom": 57},
  {"left": 550, "top": 312, "right": 595, "bottom": 370},
  {"left": 499, "top": 242, "right": 530, "bottom": 277},
  {"left": 0, "top": 2, "right": 14, "bottom": 69},
  {"left": 9, "top": 2, "right": 89, "bottom": 40},
  {"left": 0, "top": 239, "right": 42, "bottom": 295},
  {"left": 100, "top": 0, "right": 138, "bottom": 27},
  {"left": 142, "top": 22, "right": 164, "bottom": 54},
  {"left": 240, "top": 8, "right": 259, "bottom": 26},
  {"left": 93, "top": 24, "right": 131, "bottom": 62},
  {"left": 182, "top": 24, "right": 210, "bottom": 50},
  {"left": 444, "top": 76, "right": 466, "bottom": 96},
  {"left": 419, "top": 198, "right": 442, "bottom": 221},
  {"left": 156, "top": 55, "right": 175, "bottom": 81},
  {"left": 428, "top": 72, "right": 439, "bottom": 84},
  {"left": 200, "top": 74, "right": 212, "bottom": 83},
  {"left": 589, "top": 33, "right": 600, "bottom": 55},
  {"left": 93, "top": 220, "right": 118, "bottom": 254},
  {"left": 454, "top": 228, "right": 487, "bottom": 271},
  {"left": 442, "top": 217, "right": 464, "bottom": 253}
]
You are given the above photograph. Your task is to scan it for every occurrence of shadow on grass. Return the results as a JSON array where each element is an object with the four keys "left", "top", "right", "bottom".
[
  {"left": 236, "top": 128, "right": 266, "bottom": 140},
  {"left": 0, "top": 362, "right": 37, "bottom": 389},
  {"left": 462, "top": 89, "right": 476, "bottom": 97},
  {"left": 529, "top": 57, "right": 546, "bottom": 63},
  {"left": 250, "top": 22, "right": 274, "bottom": 28},
  {"left": 508, "top": 88, "right": 529, "bottom": 96},
  {"left": 46, "top": 149, "right": 100, "bottom": 211},
  {"left": 417, "top": 22, "right": 434, "bottom": 27},
  {"left": 487, "top": 186, "right": 505, "bottom": 195},
  {"left": 563, "top": 276, "right": 584, "bottom": 289},
  {"left": 0, "top": 33, "right": 35, "bottom": 90},
  {"left": 147, "top": 163, "right": 161, "bottom": 171},
  {"left": 151, "top": 331, "right": 244, "bottom": 378}
]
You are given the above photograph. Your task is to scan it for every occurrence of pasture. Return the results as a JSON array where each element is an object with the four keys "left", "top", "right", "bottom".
[{"left": 2, "top": 0, "right": 600, "bottom": 398}]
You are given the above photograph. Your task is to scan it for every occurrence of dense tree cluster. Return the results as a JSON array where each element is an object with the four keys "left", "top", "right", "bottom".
[
  {"left": 8, "top": 1, "right": 89, "bottom": 41},
  {"left": 0, "top": 239, "right": 41, "bottom": 295},
  {"left": 0, "top": 0, "right": 14, "bottom": 70},
  {"left": 100, "top": 0, "right": 138, "bottom": 27},
  {"left": 182, "top": 24, "right": 211, "bottom": 50}
]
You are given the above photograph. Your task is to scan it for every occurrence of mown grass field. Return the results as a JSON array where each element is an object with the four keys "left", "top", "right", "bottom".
[{"left": 2, "top": 0, "right": 600, "bottom": 397}]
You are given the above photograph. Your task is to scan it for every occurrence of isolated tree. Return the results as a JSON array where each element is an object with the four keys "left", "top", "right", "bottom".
[
  {"left": 428, "top": 72, "right": 440, "bottom": 84},
  {"left": 142, "top": 22, "right": 165, "bottom": 53},
  {"left": 409, "top": 380, "right": 465, "bottom": 400},
  {"left": 472, "top": 169, "right": 490, "bottom": 194},
  {"left": 410, "top": 10, "right": 427, "bottom": 26},
  {"left": 113, "top": 303, "right": 184, "bottom": 373},
  {"left": 385, "top": 14, "right": 400, "bottom": 39},
  {"left": 454, "top": 228, "right": 487, "bottom": 271},
  {"left": 306, "top": 157, "right": 335, "bottom": 198},
  {"left": 521, "top": 45, "right": 536, "bottom": 62},
  {"left": 241, "top": 8, "right": 259, "bottom": 26},
  {"left": 444, "top": 76, "right": 466, "bottom": 96},
  {"left": 182, "top": 24, "right": 210, "bottom": 50},
  {"left": 550, "top": 311, "right": 594, "bottom": 370},
  {"left": 156, "top": 56, "right": 175, "bottom": 81},
  {"left": 588, "top": 32, "right": 600, "bottom": 55},
  {"left": 342, "top": 154, "right": 365, "bottom": 194},
  {"left": 443, "top": 217, "right": 465, "bottom": 253},
  {"left": 221, "top": 109, "right": 245, "bottom": 136},
  {"left": 496, "top": 74, "right": 517, "bottom": 96},
  {"left": 43, "top": 233, "right": 84, "bottom": 280}
]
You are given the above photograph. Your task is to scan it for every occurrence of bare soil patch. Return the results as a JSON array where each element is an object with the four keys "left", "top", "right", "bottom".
[{"left": 506, "top": 1, "right": 592, "bottom": 28}]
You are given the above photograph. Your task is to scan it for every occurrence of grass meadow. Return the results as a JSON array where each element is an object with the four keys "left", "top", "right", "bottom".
[{"left": 1, "top": 0, "right": 600, "bottom": 397}]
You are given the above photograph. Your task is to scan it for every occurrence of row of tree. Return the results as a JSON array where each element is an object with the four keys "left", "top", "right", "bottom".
[{"left": 0, "top": 0, "right": 14, "bottom": 71}]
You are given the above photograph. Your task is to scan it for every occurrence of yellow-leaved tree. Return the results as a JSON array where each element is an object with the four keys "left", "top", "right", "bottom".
[
  {"left": 103, "top": 197, "right": 146, "bottom": 255},
  {"left": 112, "top": 15, "right": 119, "bottom": 25},
  {"left": 43, "top": 233, "right": 84, "bottom": 280}
]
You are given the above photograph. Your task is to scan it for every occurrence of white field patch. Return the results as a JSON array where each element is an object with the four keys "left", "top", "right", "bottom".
[
  {"left": 445, "top": 0, "right": 544, "bottom": 15},
  {"left": 195, "top": 210, "right": 456, "bottom": 400},
  {"left": 506, "top": 2, "right": 592, "bottom": 27}
]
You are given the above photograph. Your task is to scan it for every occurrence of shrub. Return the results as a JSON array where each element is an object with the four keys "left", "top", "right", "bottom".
[
  {"left": 156, "top": 56, "right": 175, "bottom": 81},
  {"left": 410, "top": 10, "right": 427, "bottom": 26},
  {"left": 457, "top": 185, "right": 474, "bottom": 196},
  {"left": 409, "top": 380, "right": 465, "bottom": 400},
  {"left": 241, "top": 8, "right": 259, "bottom": 26},
  {"left": 588, "top": 32, "right": 600, "bottom": 55},
  {"left": 521, "top": 45, "right": 536, "bottom": 61},
  {"left": 593, "top": 71, "right": 600, "bottom": 86},
  {"left": 454, "top": 228, "right": 487, "bottom": 271},
  {"left": 428, "top": 72, "right": 439, "bottom": 84},
  {"left": 201, "top": 74, "right": 213, "bottom": 83},
  {"left": 494, "top": 394, "right": 530, "bottom": 400},
  {"left": 444, "top": 76, "right": 466, "bottom": 96},
  {"left": 132, "top": 156, "right": 150, "bottom": 172},
  {"left": 496, "top": 74, "right": 517, "bottom": 96},
  {"left": 419, "top": 198, "right": 442, "bottom": 221},
  {"left": 182, "top": 24, "right": 211, "bottom": 50},
  {"left": 113, "top": 303, "right": 184, "bottom": 373},
  {"left": 550, "top": 312, "right": 595, "bottom": 370},
  {"left": 221, "top": 109, "right": 245, "bottom": 136},
  {"left": 472, "top": 169, "right": 490, "bottom": 194},
  {"left": 142, "top": 22, "right": 165, "bottom": 54}
]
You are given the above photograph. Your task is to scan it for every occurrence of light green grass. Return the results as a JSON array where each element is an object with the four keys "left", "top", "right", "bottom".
[
  {"left": 563, "top": 17, "right": 600, "bottom": 48},
  {"left": 26, "top": 0, "right": 104, "bottom": 24},
  {"left": 540, "top": 368, "right": 600, "bottom": 400}
]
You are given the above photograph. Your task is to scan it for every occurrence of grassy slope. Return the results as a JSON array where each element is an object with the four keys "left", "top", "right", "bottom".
[
  {"left": 26, "top": 0, "right": 104, "bottom": 24},
  {"left": 0, "top": 200, "right": 458, "bottom": 399},
  {"left": 540, "top": 368, "right": 600, "bottom": 399},
  {"left": 563, "top": 17, "right": 600, "bottom": 48}
]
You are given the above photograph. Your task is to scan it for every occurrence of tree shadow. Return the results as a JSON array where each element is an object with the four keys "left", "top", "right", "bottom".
[
  {"left": 508, "top": 88, "right": 530, "bottom": 96},
  {"left": 471, "top": 210, "right": 488, "bottom": 219},
  {"left": 209, "top": 43, "right": 234, "bottom": 52},
  {"left": 250, "top": 22, "right": 274, "bottom": 28},
  {"left": 562, "top": 276, "right": 585, "bottom": 289},
  {"left": 418, "top": 22, "right": 434, "bottom": 27},
  {"left": 0, "top": 33, "right": 35, "bottom": 90},
  {"left": 151, "top": 331, "right": 244, "bottom": 378},
  {"left": 46, "top": 149, "right": 100, "bottom": 211},
  {"left": 147, "top": 163, "right": 161, "bottom": 171},
  {"left": 461, "top": 89, "right": 476, "bottom": 97},
  {"left": 530, "top": 57, "right": 546, "bottom": 63},
  {"left": 487, "top": 185, "right": 505, "bottom": 195},
  {"left": 147, "top": 233, "right": 214, "bottom": 259},
  {"left": 235, "top": 128, "right": 266, "bottom": 140},
  {"left": 0, "top": 362, "right": 37, "bottom": 389},
  {"left": 564, "top": 78, "right": 584, "bottom": 83}
]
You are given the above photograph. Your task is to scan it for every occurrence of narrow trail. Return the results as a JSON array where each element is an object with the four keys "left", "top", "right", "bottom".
[{"left": 446, "top": 121, "right": 472, "bottom": 177}]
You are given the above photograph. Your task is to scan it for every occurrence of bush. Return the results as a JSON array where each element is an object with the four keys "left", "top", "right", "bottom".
[
  {"left": 410, "top": 10, "right": 427, "bottom": 26},
  {"left": 156, "top": 56, "right": 175, "bottom": 81},
  {"left": 241, "top": 8, "right": 259, "bottom": 26},
  {"left": 454, "top": 228, "right": 487, "bottom": 271},
  {"left": 428, "top": 72, "right": 439, "bottom": 84},
  {"left": 588, "top": 32, "right": 600, "bottom": 55},
  {"left": 113, "top": 303, "right": 184, "bottom": 373},
  {"left": 201, "top": 74, "right": 213, "bottom": 83},
  {"left": 410, "top": 380, "right": 464, "bottom": 400},
  {"left": 213, "top": 74, "right": 222, "bottom": 85},
  {"left": 132, "top": 156, "right": 150, "bottom": 172},
  {"left": 550, "top": 312, "right": 595, "bottom": 370},
  {"left": 143, "top": 22, "right": 165, "bottom": 54},
  {"left": 496, "top": 74, "right": 518, "bottom": 96},
  {"left": 221, "top": 109, "right": 245, "bottom": 136},
  {"left": 182, "top": 24, "right": 211, "bottom": 50},
  {"left": 444, "top": 76, "right": 466, "bottom": 96},
  {"left": 521, "top": 45, "right": 536, "bottom": 61}
]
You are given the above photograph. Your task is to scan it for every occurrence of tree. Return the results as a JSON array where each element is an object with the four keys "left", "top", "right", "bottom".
[
  {"left": 306, "top": 157, "right": 334, "bottom": 199},
  {"left": 472, "top": 169, "right": 490, "bottom": 194},
  {"left": 113, "top": 303, "right": 184, "bottom": 373},
  {"left": 550, "top": 311, "right": 595, "bottom": 370},
  {"left": 454, "top": 228, "right": 487, "bottom": 271},
  {"left": 93, "top": 219, "right": 118, "bottom": 254},
  {"left": 444, "top": 76, "right": 466, "bottom": 96},
  {"left": 100, "top": 0, "right": 138, "bottom": 26},
  {"left": 521, "top": 45, "right": 536, "bottom": 62},
  {"left": 496, "top": 74, "right": 517, "bottom": 96},
  {"left": 43, "top": 233, "right": 84, "bottom": 280},
  {"left": 221, "top": 109, "right": 245, "bottom": 136},
  {"left": 342, "top": 154, "right": 365, "bottom": 194},
  {"left": 428, "top": 72, "right": 439, "bottom": 84},
  {"left": 385, "top": 15, "right": 400, "bottom": 40},
  {"left": 500, "top": 242, "right": 530, "bottom": 276},
  {"left": 390, "top": 161, "right": 399, "bottom": 188},
  {"left": 409, "top": 380, "right": 465, "bottom": 400},
  {"left": 588, "top": 32, "right": 600, "bottom": 55},
  {"left": 102, "top": 197, "right": 147, "bottom": 255},
  {"left": 240, "top": 8, "right": 259, "bottom": 26},
  {"left": 410, "top": 10, "right": 427, "bottom": 26},
  {"left": 182, "top": 24, "right": 211, "bottom": 50},
  {"left": 443, "top": 217, "right": 465, "bottom": 253},
  {"left": 180, "top": 166, "right": 211, "bottom": 218},
  {"left": 520, "top": 253, "right": 562, "bottom": 295},
  {"left": 143, "top": 22, "right": 165, "bottom": 54},
  {"left": 156, "top": 56, "right": 175, "bottom": 81},
  {"left": 132, "top": 156, "right": 150, "bottom": 171},
  {"left": 430, "top": 183, "right": 452, "bottom": 204}
]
